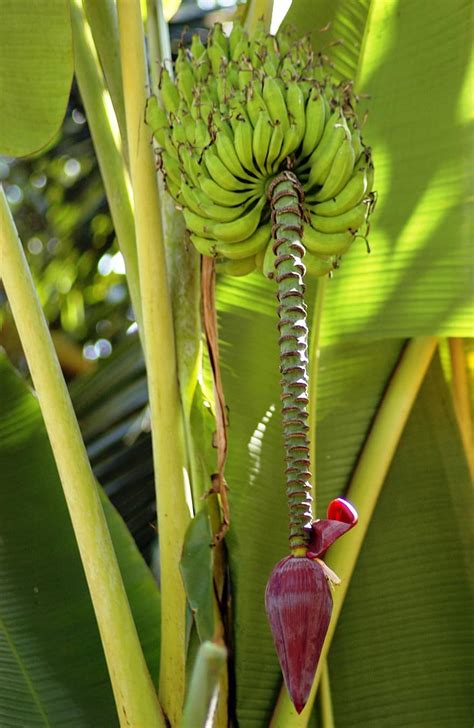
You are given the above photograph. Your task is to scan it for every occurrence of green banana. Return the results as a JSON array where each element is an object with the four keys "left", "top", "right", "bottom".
[
  {"left": 262, "top": 238, "right": 276, "bottom": 278},
  {"left": 280, "top": 56, "right": 298, "bottom": 84},
  {"left": 304, "top": 111, "right": 350, "bottom": 190},
  {"left": 198, "top": 176, "right": 260, "bottom": 207},
  {"left": 145, "top": 96, "right": 168, "bottom": 147},
  {"left": 302, "top": 225, "right": 354, "bottom": 255},
  {"left": 190, "top": 41, "right": 209, "bottom": 82},
  {"left": 215, "top": 130, "right": 256, "bottom": 183},
  {"left": 165, "top": 176, "right": 181, "bottom": 201},
  {"left": 307, "top": 165, "right": 369, "bottom": 215},
  {"left": 191, "top": 34, "right": 206, "bottom": 60},
  {"left": 191, "top": 223, "right": 271, "bottom": 261},
  {"left": 171, "top": 120, "right": 187, "bottom": 146},
  {"left": 275, "top": 124, "right": 302, "bottom": 167},
  {"left": 164, "top": 134, "right": 179, "bottom": 161},
  {"left": 286, "top": 82, "right": 306, "bottom": 146},
  {"left": 183, "top": 207, "right": 217, "bottom": 240},
  {"left": 234, "top": 118, "right": 261, "bottom": 177},
  {"left": 207, "top": 196, "right": 266, "bottom": 243},
  {"left": 160, "top": 68, "right": 180, "bottom": 115},
  {"left": 179, "top": 150, "right": 200, "bottom": 187},
  {"left": 229, "top": 22, "right": 247, "bottom": 58},
  {"left": 263, "top": 77, "right": 290, "bottom": 134},
  {"left": 253, "top": 111, "right": 273, "bottom": 174},
  {"left": 152, "top": 20, "right": 374, "bottom": 278},
  {"left": 189, "top": 234, "right": 218, "bottom": 257},
  {"left": 215, "top": 223, "right": 272, "bottom": 259},
  {"left": 266, "top": 122, "right": 284, "bottom": 172},
  {"left": 176, "top": 49, "right": 194, "bottom": 107},
  {"left": 312, "top": 138, "right": 356, "bottom": 201},
  {"left": 161, "top": 151, "right": 182, "bottom": 188},
  {"left": 180, "top": 109, "right": 196, "bottom": 145},
  {"left": 195, "top": 118, "right": 212, "bottom": 149},
  {"left": 228, "top": 97, "right": 251, "bottom": 132},
  {"left": 211, "top": 23, "right": 229, "bottom": 57},
  {"left": 300, "top": 88, "right": 327, "bottom": 159},
  {"left": 180, "top": 183, "right": 253, "bottom": 222},
  {"left": 351, "top": 127, "right": 363, "bottom": 161},
  {"left": 246, "top": 82, "right": 267, "bottom": 127},
  {"left": 303, "top": 251, "right": 334, "bottom": 277},
  {"left": 238, "top": 64, "right": 254, "bottom": 91},
  {"left": 308, "top": 202, "right": 368, "bottom": 233},
  {"left": 203, "top": 147, "right": 254, "bottom": 191},
  {"left": 216, "top": 255, "right": 256, "bottom": 276}
]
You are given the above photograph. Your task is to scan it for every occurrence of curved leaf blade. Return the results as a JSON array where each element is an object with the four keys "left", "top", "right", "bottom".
[
  {"left": 0, "top": 0, "right": 73, "bottom": 157},
  {"left": 0, "top": 354, "right": 160, "bottom": 726},
  {"left": 327, "top": 355, "right": 473, "bottom": 727}
]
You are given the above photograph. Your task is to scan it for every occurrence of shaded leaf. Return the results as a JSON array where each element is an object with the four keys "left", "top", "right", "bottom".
[
  {"left": 0, "top": 354, "right": 160, "bottom": 726},
  {"left": 327, "top": 355, "right": 473, "bottom": 727},
  {"left": 180, "top": 507, "right": 215, "bottom": 643},
  {"left": 218, "top": 285, "right": 405, "bottom": 725}
]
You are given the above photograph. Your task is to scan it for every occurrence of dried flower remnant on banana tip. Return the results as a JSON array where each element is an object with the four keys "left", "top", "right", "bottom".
[{"left": 146, "top": 20, "right": 375, "bottom": 278}]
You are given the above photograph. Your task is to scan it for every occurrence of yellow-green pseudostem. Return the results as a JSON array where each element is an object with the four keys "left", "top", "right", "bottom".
[
  {"left": 268, "top": 171, "right": 313, "bottom": 551},
  {"left": 117, "top": 2, "right": 191, "bottom": 723}
]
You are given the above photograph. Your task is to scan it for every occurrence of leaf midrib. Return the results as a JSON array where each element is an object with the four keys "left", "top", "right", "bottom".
[{"left": 0, "top": 611, "right": 52, "bottom": 727}]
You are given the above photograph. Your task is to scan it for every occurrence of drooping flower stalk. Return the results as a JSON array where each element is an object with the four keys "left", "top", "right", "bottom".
[
  {"left": 268, "top": 170, "right": 313, "bottom": 553},
  {"left": 147, "top": 18, "right": 373, "bottom": 716}
]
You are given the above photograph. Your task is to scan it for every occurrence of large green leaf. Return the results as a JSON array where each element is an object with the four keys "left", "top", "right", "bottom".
[
  {"left": 326, "top": 355, "right": 473, "bottom": 727},
  {"left": 0, "top": 354, "right": 160, "bottom": 726},
  {"left": 0, "top": 0, "right": 73, "bottom": 157},
  {"left": 283, "top": 0, "right": 473, "bottom": 341},
  {"left": 220, "top": 289, "right": 405, "bottom": 724},
  {"left": 219, "top": 283, "right": 472, "bottom": 726}
]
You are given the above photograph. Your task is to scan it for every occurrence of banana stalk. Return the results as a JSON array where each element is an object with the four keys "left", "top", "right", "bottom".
[{"left": 268, "top": 171, "right": 313, "bottom": 551}]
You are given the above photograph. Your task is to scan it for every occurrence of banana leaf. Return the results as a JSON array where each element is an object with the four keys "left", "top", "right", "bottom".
[
  {"left": 0, "top": 353, "right": 160, "bottom": 726},
  {"left": 0, "top": 0, "right": 73, "bottom": 156}
]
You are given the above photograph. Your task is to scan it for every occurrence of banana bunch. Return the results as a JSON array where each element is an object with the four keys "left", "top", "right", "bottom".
[{"left": 146, "top": 20, "right": 375, "bottom": 278}]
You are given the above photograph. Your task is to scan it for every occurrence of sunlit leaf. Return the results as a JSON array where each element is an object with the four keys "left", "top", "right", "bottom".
[
  {"left": 283, "top": 0, "right": 473, "bottom": 341},
  {"left": 0, "top": 0, "right": 73, "bottom": 156}
]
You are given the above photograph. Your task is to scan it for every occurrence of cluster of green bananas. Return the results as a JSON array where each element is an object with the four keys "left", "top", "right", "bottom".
[{"left": 146, "top": 21, "right": 374, "bottom": 277}]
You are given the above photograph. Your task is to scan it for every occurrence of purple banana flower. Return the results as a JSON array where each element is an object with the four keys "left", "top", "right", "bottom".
[{"left": 265, "top": 498, "right": 358, "bottom": 713}]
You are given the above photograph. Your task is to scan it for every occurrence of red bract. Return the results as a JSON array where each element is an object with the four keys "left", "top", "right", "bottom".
[
  {"left": 327, "top": 497, "right": 358, "bottom": 524},
  {"left": 308, "top": 498, "right": 358, "bottom": 558},
  {"left": 265, "top": 499, "right": 358, "bottom": 712},
  {"left": 265, "top": 555, "right": 332, "bottom": 713}
]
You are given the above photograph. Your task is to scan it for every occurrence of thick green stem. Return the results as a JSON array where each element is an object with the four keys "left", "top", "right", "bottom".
[
  {"left": 181, "top": 641, "right": 227, "bottom": 728},
  {"left": 319, "top": 664, "right": 335, "bottom": 728},
  {"left": 117, "top": 3, "right": 191, "bottom": 722},
  {"left": 448, "top": 338, "right": 474, "bottom": 479},
  {"left": 269, "top": 171, "right": 313, "bottom": 552}
]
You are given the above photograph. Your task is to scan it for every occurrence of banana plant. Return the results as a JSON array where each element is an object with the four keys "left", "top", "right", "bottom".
[{"left": 0, "top": 0, "right": 472, "bottom": 726}]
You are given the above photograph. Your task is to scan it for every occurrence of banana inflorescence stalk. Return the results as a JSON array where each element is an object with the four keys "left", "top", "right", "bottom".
[
  {"left": 147, "top": 19, "right": 372, "bottom": 714},
  {"left": 268, "top": 171, "right": 312, "bottom": 551}
]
